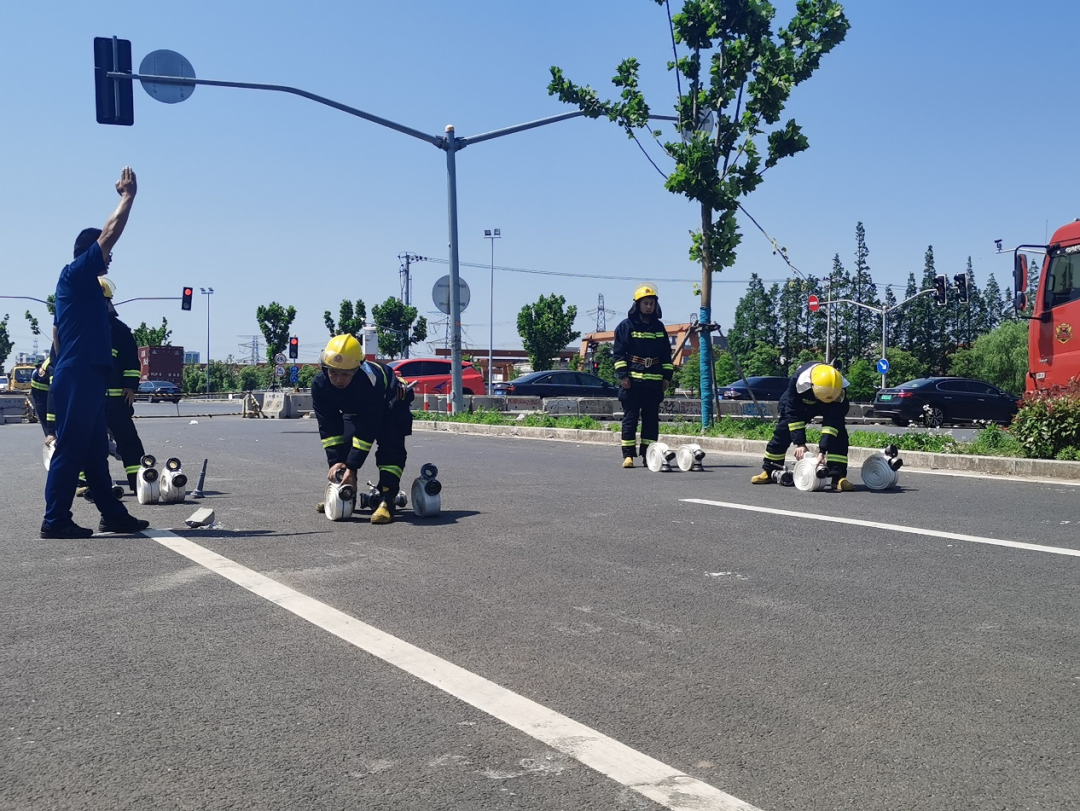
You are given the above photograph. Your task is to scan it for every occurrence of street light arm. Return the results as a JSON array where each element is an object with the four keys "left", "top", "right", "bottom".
[
  {"left": 0, "top": 295, "right": 49, "bottom": 304},
  {"left": 110, "top": 72, "right": 442, "bottom": 146},
  {"left": 114, "top": 297, "right": 182, "bottom": 305},
  {"left": 458, "top": 110, "right": 586, "bottom": 147}
]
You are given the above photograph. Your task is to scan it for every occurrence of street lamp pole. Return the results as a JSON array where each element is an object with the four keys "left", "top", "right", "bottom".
[
  {"left": 200, "top": 287, "right": 214, "bottom": 395},
  {"left": 484, "top": 228, "right": 501, "bottom": 387}
]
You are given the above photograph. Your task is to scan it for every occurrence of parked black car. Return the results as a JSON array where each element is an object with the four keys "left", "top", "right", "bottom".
[
  {"left": 718, "top": 376, "right": 789, "bottom": 401},
  {"left": 873, "top": 377, "right": 1019, "bottom": 427},
  {"left": 137, "top": 380, "right": 182, "bottom": 403},
  {"left": 491, "top": 370, "right": 619, "bottom": 398}
]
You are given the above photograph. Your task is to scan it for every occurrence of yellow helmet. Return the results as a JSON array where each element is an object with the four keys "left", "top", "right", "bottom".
[
  {"left": 634, "top": 284, "right": 658, "bottom": 301},
  {"left": 320, "top": 334, "right": 363, "bottom": 370},
  {"left": 98, "top": 276, "right": 116, "bottom": 299},
  {"left": 810, "top": 363, "right": 844, "bottom": 403}
]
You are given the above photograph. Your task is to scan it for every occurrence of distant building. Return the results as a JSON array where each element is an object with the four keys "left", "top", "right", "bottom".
[
  {"left": 15, "top": 352, "right": 46, "bottom": 365},
  {"left": 184, "top": 351, "right": 200, "bottom": 365}
]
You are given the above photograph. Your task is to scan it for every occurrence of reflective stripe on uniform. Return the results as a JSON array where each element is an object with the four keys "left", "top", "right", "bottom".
[
  {"left": 630, "top": 330, "right": 666, "bottom": 339},
  {"left": 614, "top": 360, "right": 628, "bottom": 369},
  {"left": 764, "top": 451, "right": 787, "bottom": 462},
  {"left": 321, "top": 436, "right": 344, "bottom": 448},
  {"left": 640, "top": 438, "right": 655, "bottom": 447},
  {"left": 31, "top": 381, "right": 49, "bottom": 391},
  {"left": 788, "top": 421, "right": 806, "bottom": 431},
  {"left": 820, "top": 426, "right": 838, "bottom": 437},
  {"left": 106, "top": 388, "right": 125, "bottom": 397},
  {"left": 630, "top": 371, "right": 665, "bottom": 382},
  {"left": 378, "top": 464, "right": 403, "bottom": 478},
  {"left": 124, "top": 464, "right": 141, "bottom": 475},
  {"left": 352, "top": 437, "right": 373, "bottom": 451},
  {"left": 621, "top": 439, "right": 636, "bottom": 448},
  {"left": 826, "top": 453, "right": 848, "bottom": 464}
]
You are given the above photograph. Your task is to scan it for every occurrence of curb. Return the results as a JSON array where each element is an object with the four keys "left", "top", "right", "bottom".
[{"left": 413, "top": 420, "right": 1080, "bottom": 481}]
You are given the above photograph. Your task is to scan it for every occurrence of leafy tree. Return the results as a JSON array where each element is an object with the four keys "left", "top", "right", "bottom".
[
  {"left": 882, "top": 347, "right": 925, "bottom": 386},
  {"left": 825, "top": 254, "right": 851, "bottom": 364},
  {"left": 0, "top": 315, "right": 12, "bottom": 372},
  {"left": 132, "top": 318, "right": 172, "bottom": 348},
  {"left": 729, "top": 273, "right": 775, "bottom": 359},
  {"left": 980, "top": 273, "right": 1006, "bottom": 334},
  {"left": 372, "top": 297, "right": 427, "bottom": 359},
  {"left": 182, "top": 363, "right": 205, "bottom": 394},
  {"left": 845, "top": 358, "right": 877, "bottom": 402},
  {"left": 324, "top": 299, "right": 367, "bottom": 337},
  {"left": 848, "top": 222, "right": 879, "bottom": 360},
  {"left": 298, "top": 364, "right": 319, "bottom": 388},
  {"left": 517, "top": 294, "right": 580, "bottom": 372},
  {"left": 548, "top": 0, "right": 849, "bottom": 425},
  {"left": 24, "top": 311, "right": 41, "bottom": 337},
  {"left": 46, "top": 295, "right": 55, "bottom": 317},
  {"left": 238, "top": 365, "right": 265, "bottom": 392},
  {"left": 593, "top": 342, "right": 616, "bottom": 383},
  {"left": 741, "top": 341, "right": 783, "bottom": 377},
  {"left": 968, "top": 320, "right": 1028, "bottom": 394},
  {"left": 256, "top": 302, "right": 297, "bottom": 365}
]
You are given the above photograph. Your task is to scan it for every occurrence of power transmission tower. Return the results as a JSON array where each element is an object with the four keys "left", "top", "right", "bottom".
[
  {"left": 237, "top": 335, "right": 261, "bottom": 364},
  {"left": 587, "top": 294, "right": 616, "bottom": 332}
]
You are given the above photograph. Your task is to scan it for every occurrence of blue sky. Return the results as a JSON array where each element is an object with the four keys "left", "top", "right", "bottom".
[{"left": 3, "top": 1, "right": 1078, "bottom": 365}]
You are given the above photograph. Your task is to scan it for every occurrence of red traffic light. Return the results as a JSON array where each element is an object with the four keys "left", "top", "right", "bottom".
[
  {"left": 288, "top": 336, "right": 299, "bottom": 359},
  {"left": 181, "top": 287, "right": 193, "bottom": 311}
]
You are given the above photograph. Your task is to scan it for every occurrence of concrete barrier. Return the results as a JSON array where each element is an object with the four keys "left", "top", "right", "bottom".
[{"left": 0, "top": 393, "right": 26, "bottom": 425}]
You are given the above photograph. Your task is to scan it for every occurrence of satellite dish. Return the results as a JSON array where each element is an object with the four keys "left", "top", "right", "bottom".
[
  {"left": 432, "top": 275, "right": 470, "bottom": 315},
  {"left": 139, "top": 49, "right": 196, "bottom": 104}
]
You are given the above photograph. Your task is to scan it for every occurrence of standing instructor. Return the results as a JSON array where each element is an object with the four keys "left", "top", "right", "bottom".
[{"left": 42, "top": 167, "right": 149, "bottom": 539}]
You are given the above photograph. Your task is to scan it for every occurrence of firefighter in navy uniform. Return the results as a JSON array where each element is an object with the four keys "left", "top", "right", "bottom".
[
  {"left": 311, "top": 334, "right": 415, "bottom": 524},
  {"left": 752, "top": 361, "right": 854, "bottom": 491},
  {"left": 102, "top": 277, "right": 148, "bottom": 494},
  {"left": 30, "top": 355, "right": 55, "bottom": 442},
  {"left": 613, "top": 284, "right": 674, "bottom": 468}
]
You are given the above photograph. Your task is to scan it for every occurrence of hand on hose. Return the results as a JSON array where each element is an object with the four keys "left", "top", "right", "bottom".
[
  {"left": 328, "top": 463, "right": 356, "bottom": 488},
  {"left": 794, "top": 444, "right": 809, "bottom": 461},
  {"left": 817, "top": 452, "right": 827, "bottom": 466},
  {"left": 619, "top": 377, "right": 631, "bottom": 390}
]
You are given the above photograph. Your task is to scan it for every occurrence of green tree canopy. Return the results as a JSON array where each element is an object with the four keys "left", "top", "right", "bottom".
[
  {"left": 549, "top": 0, "right": 848, "bottom": 425},
  {"left": 324, "top": 300, "right": 367, "bottom": 337},
  {"left": 256, "top": 302, "right": 297, "bottom": 365},
  {"left": 517, "top": 294, "right": 580, "bottom": 372},
  {"left": 371, "top": 297, "right": 427, "bottom": 359},
  {"left": 132, "top": 318, "right": 172, "bottom": 348},
  {"left": 24, "top": 311, "right": 41, "bottom": 337},
  {"left": 0, "top": 315, "right": 13, "bottom": 372}
]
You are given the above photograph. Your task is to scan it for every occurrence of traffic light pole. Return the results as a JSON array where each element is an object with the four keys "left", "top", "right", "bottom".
[
  {"left": 822, "top": 288, "right": 936, "bottom": 388},
  {"left": 105, "top": 67, "right": 596, "bottom": 415}
]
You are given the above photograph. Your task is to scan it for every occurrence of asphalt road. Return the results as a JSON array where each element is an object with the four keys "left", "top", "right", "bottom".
[{"left": 2, "top": 416, "right": 1077, "bottom": 811}]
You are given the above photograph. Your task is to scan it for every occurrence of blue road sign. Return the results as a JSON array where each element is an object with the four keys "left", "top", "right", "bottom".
[
  {"left": 289, "top": 364, "right": 300, "bottom": 383},
  {"left": 876, "top": 358, "right": 890, "bottom": 375}
]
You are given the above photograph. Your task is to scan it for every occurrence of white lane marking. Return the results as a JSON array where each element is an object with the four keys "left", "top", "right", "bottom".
[
  {"left": 682, "top": 500, "right": 1080, "bottom": 558},
  {"left": 142, "top": 529, "right": 763, "bottom": 811}
]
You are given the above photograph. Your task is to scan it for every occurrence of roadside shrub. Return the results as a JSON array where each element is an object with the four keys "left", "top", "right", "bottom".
[{"left": 1010, "top": 379, "right": 1080, "bottom": 459}]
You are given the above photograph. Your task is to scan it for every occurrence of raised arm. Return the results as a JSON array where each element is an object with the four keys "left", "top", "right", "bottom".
[{"left": 97, "top": 167, "right": 137, "bottom": 258}]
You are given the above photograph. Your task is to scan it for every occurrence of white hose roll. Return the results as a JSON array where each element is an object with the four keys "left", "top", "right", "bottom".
[
  {"left": 646, "top": 442, "right": 674, "bottom": 472},
  {"left": 793, "top": 457, "right": 827, "bottom": 491},
  {"left": 861, "top": 454, "right": 900, "bottom": 491},
  {"left": 323, "top": 481, "right": 355, "bottom": 521},
  {"left": 676, "top": 443, "right": 705, "bottom": 471}
]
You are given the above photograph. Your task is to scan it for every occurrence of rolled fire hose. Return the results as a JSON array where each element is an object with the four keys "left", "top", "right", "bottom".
[
  {"left": 645, "top": 442, "right": 676, "bottom": 472},
  {"left": 793, "top": 457, "right": 828, "bottom": 491},
  {"left": 675, "top": 443, "right": 706, "bottom": 472}
]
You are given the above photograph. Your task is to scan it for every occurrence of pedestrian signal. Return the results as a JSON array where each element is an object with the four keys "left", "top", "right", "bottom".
[
  {"left": 288, "top": 336, "right": 299, "bottom": 359},
  {"left": 181, "top": 287, "right": 193, "bottom": 310},
  {"left": 954, "top": 273, "right": 969, "bottom": 304},
  {"left": 933, "top": 275, "right": 947, "bottom": 306}
]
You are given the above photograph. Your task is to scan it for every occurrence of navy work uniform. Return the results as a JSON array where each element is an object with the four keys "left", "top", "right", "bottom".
[
  {"left": 312, "top": 361, "right": 415, "bottom": 513},
  {"left": 613, "top": 286, "right": 674, "bottom": 463},
  {"left": 759, "top": 361, "right": 851, "bottom": 482},
  {"left": 43, "top": 243, "right": 135, "bottom": 530}
]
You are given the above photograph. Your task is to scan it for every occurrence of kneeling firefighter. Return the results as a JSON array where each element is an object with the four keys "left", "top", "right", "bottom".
[
  {"left": 752, "top": 362, "right": 854, "bottom": 491},
  {"left": 311, "top": 334, "right": 415, "bottom": 524}
]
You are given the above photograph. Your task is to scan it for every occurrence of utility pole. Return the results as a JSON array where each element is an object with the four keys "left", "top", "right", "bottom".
[{"left": 398, "top": 253, "right": 429, "bottom": 359}]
